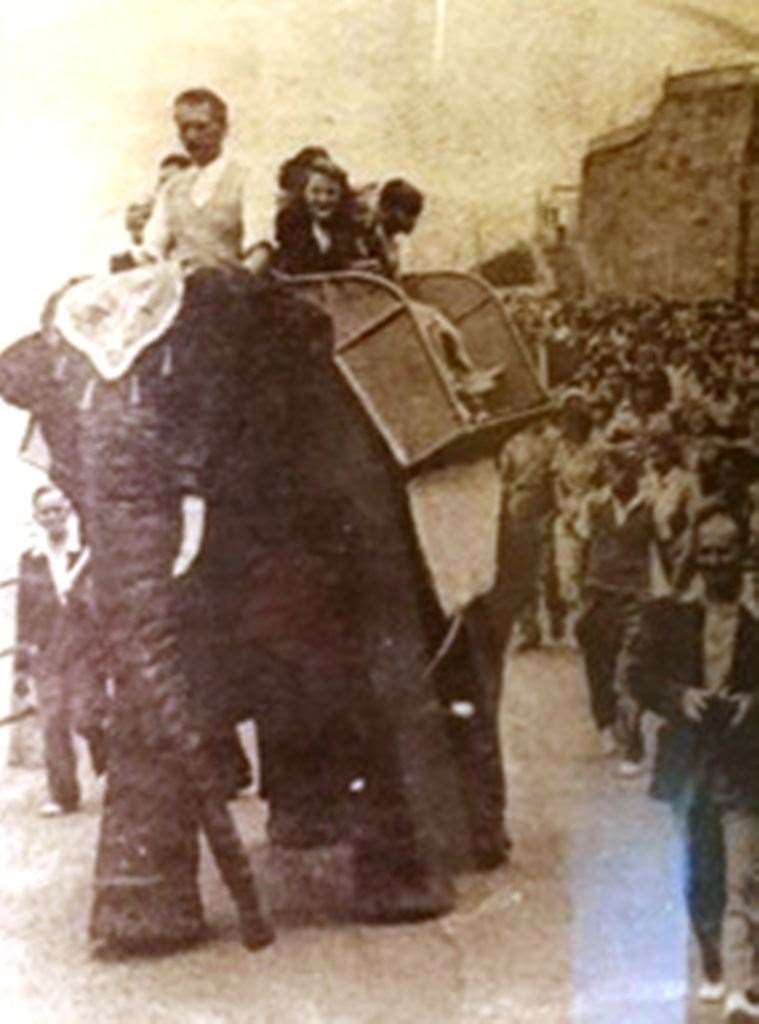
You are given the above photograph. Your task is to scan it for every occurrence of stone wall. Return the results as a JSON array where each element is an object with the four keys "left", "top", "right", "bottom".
[{"left": 579, "top": 64, "right": 759, "bottom": 300}]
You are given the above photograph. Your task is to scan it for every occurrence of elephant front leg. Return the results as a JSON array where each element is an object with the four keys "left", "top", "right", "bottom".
[
  {"left": 87, "top": 498, "right": 272, "bottom": 955},
  {"left": 435, "top": 597, "right": 512, "bottom": 872}
]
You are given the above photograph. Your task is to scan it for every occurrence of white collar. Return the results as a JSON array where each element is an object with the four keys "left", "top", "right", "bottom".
[
  {"left": 30, "top": 532, "right": 78, "bottom": 559},
  {"left": 29, "top": 539, "right": 88, "bottom": 602},
  {"left": 312, "top": 220, "right": 332, "bottom": 253},
  {"left": 613, "top": 491, "right": 645, "bottom": 522},
  {"left": 597, "top": 485, "right": 646, "bottom": 522}
]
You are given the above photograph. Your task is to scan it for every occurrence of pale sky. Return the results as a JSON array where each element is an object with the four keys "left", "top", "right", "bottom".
[{"left": 0, "top": 0, "right": 757, "bottom": 560}]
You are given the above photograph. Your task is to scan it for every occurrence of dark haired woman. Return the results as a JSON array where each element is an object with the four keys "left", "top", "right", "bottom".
[
  {"left": 274, "top": 158, "right": 359, "bottom": 275},
  {"left": 276, "top": 145, "right": 330, "bottom": 207}
]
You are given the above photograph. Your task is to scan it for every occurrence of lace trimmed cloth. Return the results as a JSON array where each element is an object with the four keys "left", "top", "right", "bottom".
[{"left": 53, "top": 263, "right": 185, "bottom": 382}]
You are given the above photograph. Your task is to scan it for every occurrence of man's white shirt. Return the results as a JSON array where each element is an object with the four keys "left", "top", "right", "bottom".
[{"left": 143, "top": 151, "right": 271, "bottom": 261}]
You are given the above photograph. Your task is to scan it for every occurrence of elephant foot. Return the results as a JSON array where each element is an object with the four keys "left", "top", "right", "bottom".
[
  {"left": 351, "top": 859, "right": 454, "bottom": 925},
  {"left": 351, "top": 876, "right": 453, "bottom": 924},
  {"left": 89, "top": 923, "right": 209, "bottom": 961},
  {"left": 472, "top": 832, "right": 513, "bottom": 872},
  {"left": 89, "top": 873, "right": 206, "bottom": 961}
]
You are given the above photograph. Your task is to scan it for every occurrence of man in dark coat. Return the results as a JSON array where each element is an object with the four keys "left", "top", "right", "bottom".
[
  {"left": 14, "top": 485, "right": 105, "bottom": 814},
  {"left": 624, "top": 501, "right": 759, "bottom": 1017}
]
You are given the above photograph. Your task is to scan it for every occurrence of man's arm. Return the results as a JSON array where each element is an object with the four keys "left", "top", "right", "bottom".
[
  {"left": 13, "top": 556, "right": 35, "bottom": 694},
  {"left": 141, "top": 187, "right": 172, "bottom": 262},
  {"left": 573, "top": 489, "right": 599, "bottom": 542},
  {"left": 242, "top": 244, "right": 273, "bottom": 275},
  {"left": 240, "top": 169, "right": 274, "bottom": 274}
]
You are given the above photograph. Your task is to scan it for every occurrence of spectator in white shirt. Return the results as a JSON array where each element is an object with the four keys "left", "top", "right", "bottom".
[{"left": 14, "top": 487, "right": 105, "bottom": 816}]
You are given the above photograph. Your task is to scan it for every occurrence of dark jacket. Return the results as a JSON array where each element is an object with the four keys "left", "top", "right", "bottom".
[
  {"left": 274, "top": 204, "right": 359, "bottom": 276},
  {"left": 14, "top": 548, "right": 77, "bottom": 677},
  {"left": 624, "top": 596, "right": 759, "bottom": 809}
]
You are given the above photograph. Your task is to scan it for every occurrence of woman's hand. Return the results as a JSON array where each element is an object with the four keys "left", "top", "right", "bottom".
[
  {"left": 728, "top": 693, "right": 754, "bottom": 729},
  {"left": 681, "top": 687, "right": 710, "bottom": 723}
]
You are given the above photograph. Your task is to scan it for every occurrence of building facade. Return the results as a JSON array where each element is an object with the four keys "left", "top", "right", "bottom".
[{"left": 579, "top": 63, "right": 759, "bottom": 301}]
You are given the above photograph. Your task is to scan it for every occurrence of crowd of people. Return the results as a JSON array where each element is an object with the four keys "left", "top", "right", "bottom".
[
  {"left": 498, "top": 291, "right": 759, "bottom": 1018},
  {"left": 501, "top": 291, "right": 759, "bottom": 735}
]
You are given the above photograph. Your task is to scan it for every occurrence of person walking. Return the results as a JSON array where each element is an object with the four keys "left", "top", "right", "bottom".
[
  {"left": 575, "top": 443, "right": 654, "bottom": 774},
  {"left": 624, "top": 502, "right": 759, "bottom": 1018},
  {"left": 14, "top": 485, "right": 103, "bottom": 815}
]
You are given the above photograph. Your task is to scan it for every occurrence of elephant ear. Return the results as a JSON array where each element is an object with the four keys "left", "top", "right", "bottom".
[
  {"left": 0, "top": 332, "right": 57, "bottom": 413},
  {"left": 0, "top": 330, "right": 89, "bottom": 506},
  {"left": 0, "top": 270, "right": 93, "bottom": 414}
]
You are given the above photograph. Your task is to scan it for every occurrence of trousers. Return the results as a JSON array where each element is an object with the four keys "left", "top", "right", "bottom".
[
  {"left": 723, "top": 809, "right": 759, "bottom": 992},
  {"left": 671, "top": 789, "right": 727, "bottom": 968},
  {"left": 577, "top": 588, "right": 643, "bottom": 761},
  {"left": 34, "top": 652, "right": 107, "bottom": 811}
]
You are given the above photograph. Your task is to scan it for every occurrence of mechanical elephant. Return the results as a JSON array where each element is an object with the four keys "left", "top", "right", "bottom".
[{"left": 0, "top": 263, "right": 525, "bottom": 953}]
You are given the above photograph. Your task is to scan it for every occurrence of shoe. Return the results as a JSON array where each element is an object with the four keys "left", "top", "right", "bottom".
[
  {"left": 724, "top": 989, "right": 759, "bottom": 1021},
  {"left": 616, "top": 759, "right": 645, "bottom": 779},
  {"left": 352, "top": 878, "right": 453, "bottom": 924},
  {"left": 39, "top": 802, "right": 72, "bottom": 817},
  {"left": 697, "top": 977, "right": 725, "bottom": 1003},
  {"left": 599, "top": 728, "right": 617, "bottom": 757},
  {"left": 700, "top": 935, "right": 723, "bottom": 984}
]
